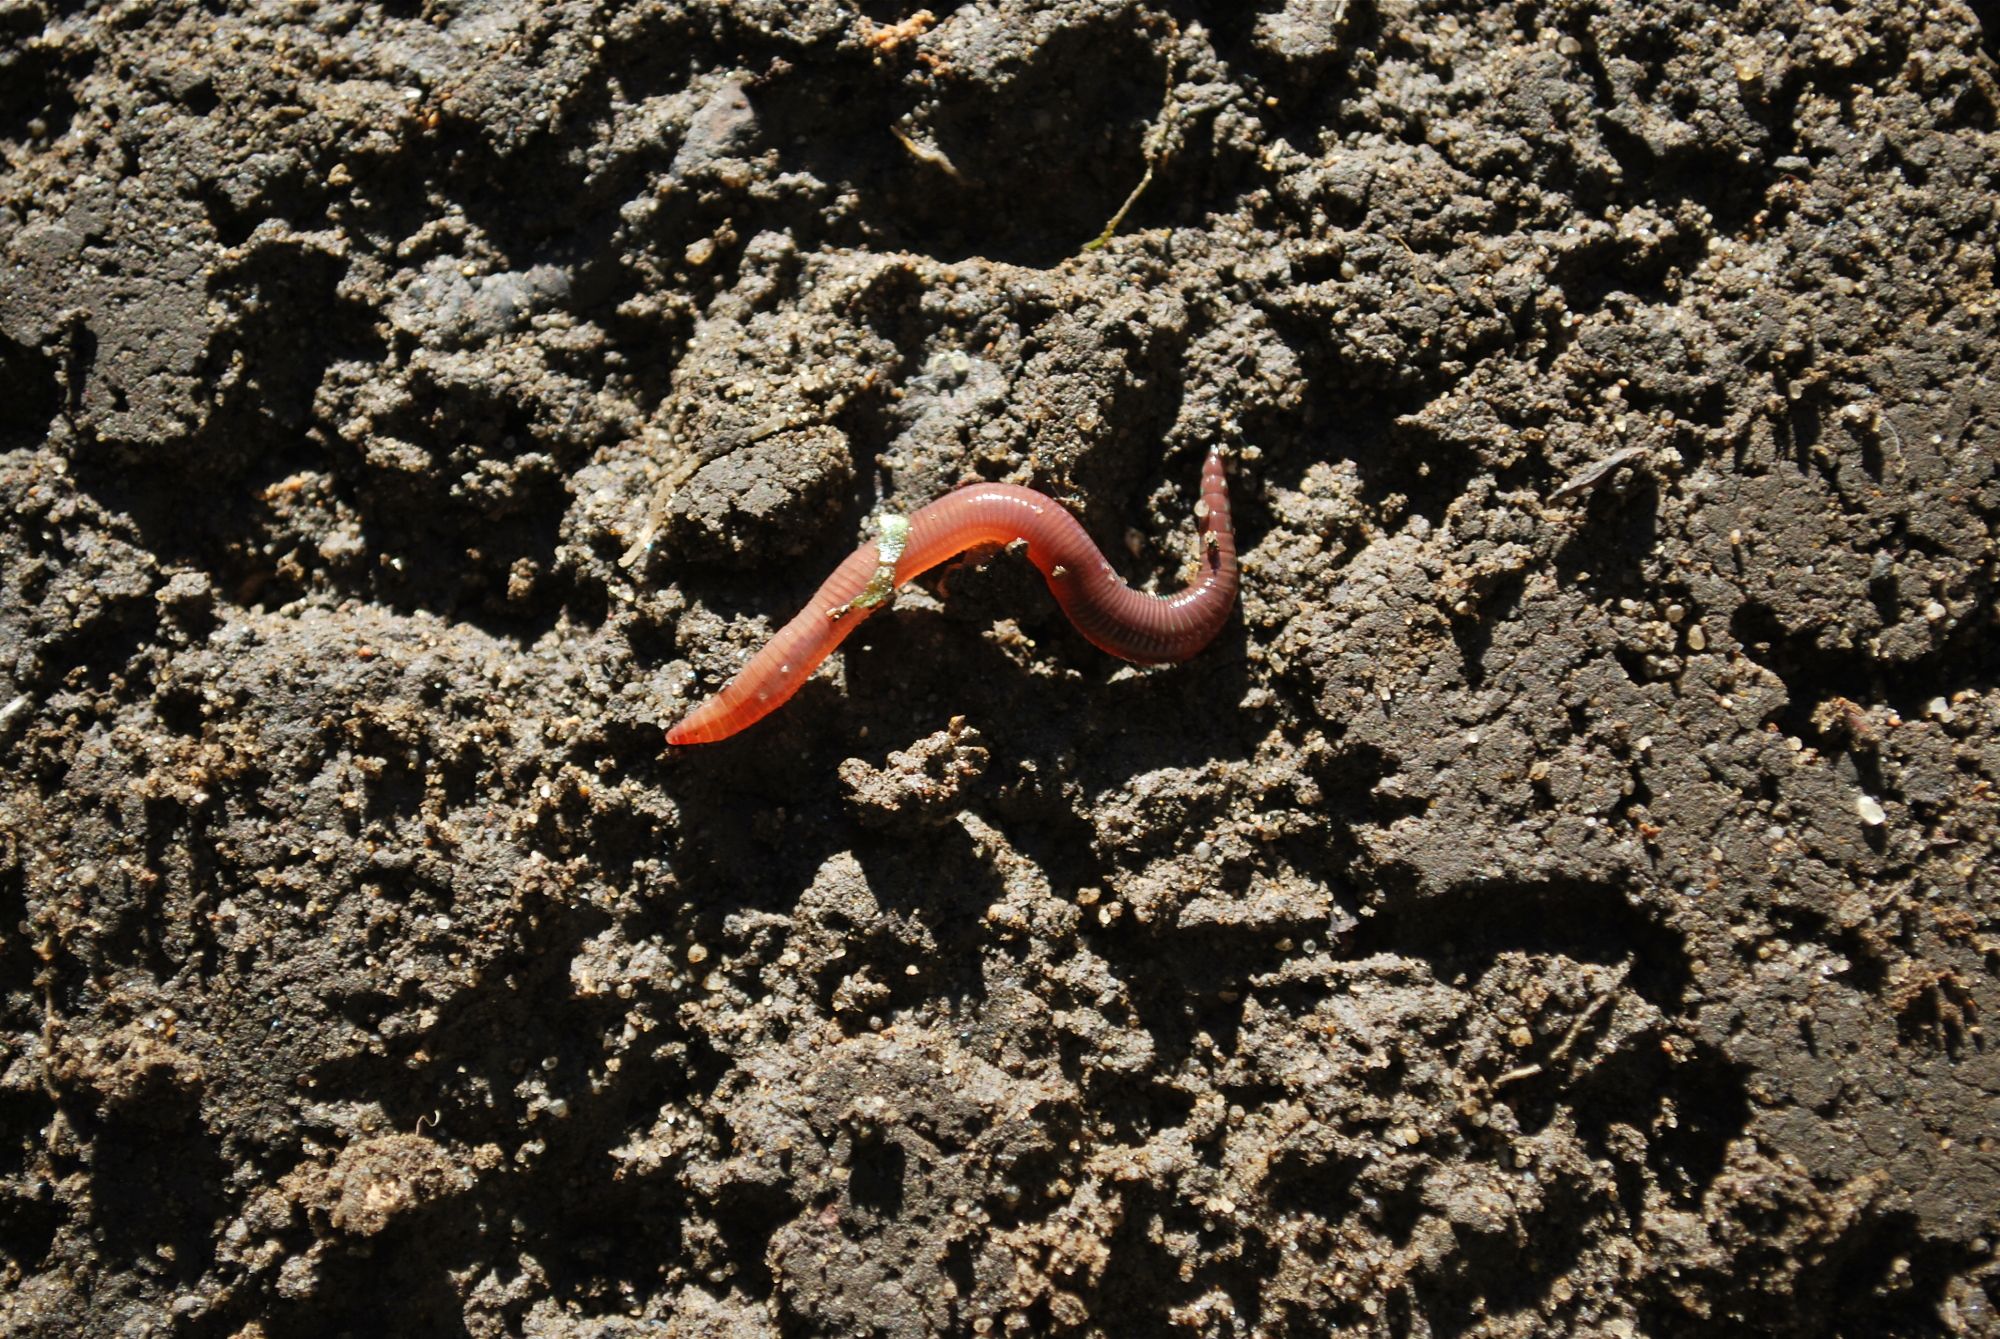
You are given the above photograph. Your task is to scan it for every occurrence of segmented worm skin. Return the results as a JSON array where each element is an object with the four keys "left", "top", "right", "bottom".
[{"left": 666, "top": 450, "right": 1238, "bottom": 745}]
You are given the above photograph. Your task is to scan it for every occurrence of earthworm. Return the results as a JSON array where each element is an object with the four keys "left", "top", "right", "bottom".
[{"left": 666, "top": 450, "right": 1238, "bottom": 744}]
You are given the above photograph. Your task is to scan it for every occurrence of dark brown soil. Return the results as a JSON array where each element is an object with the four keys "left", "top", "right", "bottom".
[{"left": 3, "top": 2, "right": 1998, "bottom": 1336}]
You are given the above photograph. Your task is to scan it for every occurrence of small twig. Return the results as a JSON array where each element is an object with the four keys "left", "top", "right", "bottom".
[
  {"left": 618, "top": 413, "right": 837, "bottom": 569},
  {"left": 1547, "top": 987, "right": 1617, "bottom": 1066},
  {"left": 1085, "top": 25, "right": 1181, "bottom": 251},
  {"left": 891, "top": 124, "right": 961, "bottom": 178},
  {"left": 1551, "top": 445, "right": 1648, "bottom": 501}
]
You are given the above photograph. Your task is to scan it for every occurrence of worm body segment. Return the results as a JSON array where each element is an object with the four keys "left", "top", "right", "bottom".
[{"left": 666, "top": 450, "right": 1238, "bottom": 745}]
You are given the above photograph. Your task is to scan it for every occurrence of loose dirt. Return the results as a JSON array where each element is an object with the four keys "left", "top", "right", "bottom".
[{"left": 2, "top": 2, "right": 1997, "bottom": 1335}]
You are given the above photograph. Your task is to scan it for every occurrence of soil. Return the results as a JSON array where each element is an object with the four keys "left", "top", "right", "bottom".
[{"left": 2, "top": 2, "right": 1998, "bottom": 1336}]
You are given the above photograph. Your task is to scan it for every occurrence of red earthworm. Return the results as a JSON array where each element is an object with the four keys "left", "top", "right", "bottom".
[{"left": 666, "top": 450, "right": 1238, "bottom": 745}]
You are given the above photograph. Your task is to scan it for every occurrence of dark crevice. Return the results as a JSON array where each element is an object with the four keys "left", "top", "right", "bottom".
[
  {"left": 760, "top": 17, "right": 1169, "bottom": 265},
  {"left": 1352, "top": 876, "right": 1694, "bottom": 1014},
  {"left": 1732, "top": 591, "right": 2000, "bottom": 743},
  {"left": 0, "top": 15, "right": 82, "bottom": 152},
  {"left": 0, "top": 334, "right": 62, "bottom": 450}
]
